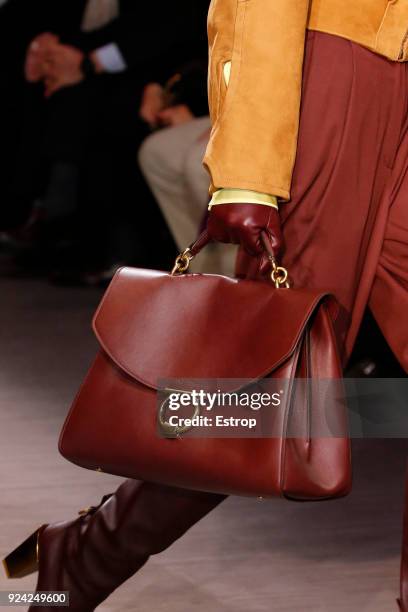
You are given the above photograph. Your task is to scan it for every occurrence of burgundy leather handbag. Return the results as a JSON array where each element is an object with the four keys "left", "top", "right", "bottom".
[{"left": 59, "top": 234, "right": 352, "bottom": 501}]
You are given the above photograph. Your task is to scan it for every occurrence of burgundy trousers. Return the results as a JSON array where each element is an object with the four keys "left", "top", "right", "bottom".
[{"left": 238, "top": 31, "right": 408, "bottom": 373}]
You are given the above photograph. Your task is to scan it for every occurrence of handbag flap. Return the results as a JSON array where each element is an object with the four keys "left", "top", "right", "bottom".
[{"left": 93, "top": 268, "right": 337, "bottom": 390}]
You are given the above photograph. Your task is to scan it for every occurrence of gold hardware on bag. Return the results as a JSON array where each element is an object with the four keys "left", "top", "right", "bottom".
[
  {"left": 158, "top": 390, "right": 200, "bottom": 438},
  {"left": 78, "top": 507, "right": 93, "bottom": 517},
  {"left": 269, "top": 257, "right": 290, "bottom": 289},
  {"left": 171, "top": 240, "right": 290, "bottom": 288},
  {"left": 171, "top": 248, "right": 194, "bottom": 275}
]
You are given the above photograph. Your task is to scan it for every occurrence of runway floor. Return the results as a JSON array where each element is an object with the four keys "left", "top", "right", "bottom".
[{"left": 0, "top": 278, "right": 406, "bottom": 611}]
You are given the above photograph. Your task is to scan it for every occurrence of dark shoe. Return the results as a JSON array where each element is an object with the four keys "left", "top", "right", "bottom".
[{"left": 3, "top": 481, "right": 225, "bottom": 611}]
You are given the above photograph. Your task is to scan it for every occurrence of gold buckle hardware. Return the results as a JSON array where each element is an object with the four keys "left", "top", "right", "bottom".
[
  {"left": 158, "top": 389, "right": 200, "bottom": 438},
  {"left": 78, "top": 507, "right": 94, "bottom": 517},
  {"left": 171, "top": 248, "right": 194, "bottom": 276},
  {"left": 269, "top": 257, "right": 290, "bottom": 289}
]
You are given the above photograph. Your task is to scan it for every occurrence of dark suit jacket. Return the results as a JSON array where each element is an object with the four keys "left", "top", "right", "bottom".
[
  {"left": 78, "top": 0, "right": 209, "bottom": 75},
  {"left": 2, "top": 0, "right": 209, "bottom": 84}
]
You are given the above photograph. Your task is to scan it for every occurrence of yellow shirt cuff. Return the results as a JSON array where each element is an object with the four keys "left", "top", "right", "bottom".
[{"left": 208, "top": 189, "right": 279, "bottom": 210}]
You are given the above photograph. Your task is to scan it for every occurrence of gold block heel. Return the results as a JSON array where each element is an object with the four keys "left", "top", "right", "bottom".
[{"left": 2, "top": 526, "right": 45, "bottom": 578}]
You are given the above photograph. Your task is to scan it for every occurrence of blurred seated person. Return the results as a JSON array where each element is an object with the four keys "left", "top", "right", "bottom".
[
  {"left": 139, "top": 62, "right": 237, "bottom": 276},
  {"left": 2, "top": 0, "right": 148, "bottom": 248},
  {"left": 2, "top": 0, "right": 209, "bottom": 278},
  {"left": 0, "top": 0, "right": 48, "bottom": 228}
]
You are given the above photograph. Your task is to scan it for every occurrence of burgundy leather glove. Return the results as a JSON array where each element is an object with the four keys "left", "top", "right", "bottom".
[{"left": 207, "top": 203, "right": 283, "bottom": 258}]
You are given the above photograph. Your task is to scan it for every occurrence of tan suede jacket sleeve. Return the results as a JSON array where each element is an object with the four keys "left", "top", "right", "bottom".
[{"left": 203, "top": 0, "right": 311, "bottom": 201}]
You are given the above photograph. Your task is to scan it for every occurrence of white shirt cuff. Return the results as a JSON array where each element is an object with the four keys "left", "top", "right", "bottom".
[{"left": 94, "top": 43, "right": 127, "bottom": 73}]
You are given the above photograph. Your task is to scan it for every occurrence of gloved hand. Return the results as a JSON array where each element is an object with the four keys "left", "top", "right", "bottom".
[{"left": 207, "top": 203, "right": 283, "bottom": 258}]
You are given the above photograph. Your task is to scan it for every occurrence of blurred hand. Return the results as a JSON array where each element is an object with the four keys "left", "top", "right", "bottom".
[
  {"left": 139, "top": 83, "right": 165, "bottom": 128},
  {"left": 207, "top": 203, "right": 283, "bottom": 258},
  {"left": 43, "top": 44, "right": 85, "bottom": 97},
  {"left": 24, "top": 33, "right": 59, "bottom": 83},
  {"left": 157, "top": 104, "right": 194, "bottom": 127}
]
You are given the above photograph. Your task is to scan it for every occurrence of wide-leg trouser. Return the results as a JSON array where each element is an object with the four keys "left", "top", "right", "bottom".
[{"left": 238, "top": 31, "right": 408, "bottom": 372}]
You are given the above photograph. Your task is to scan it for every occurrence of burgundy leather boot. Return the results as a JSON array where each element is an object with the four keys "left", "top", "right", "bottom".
[{"left": 3, "top": 479, "right": 225, "bottom": 611}]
